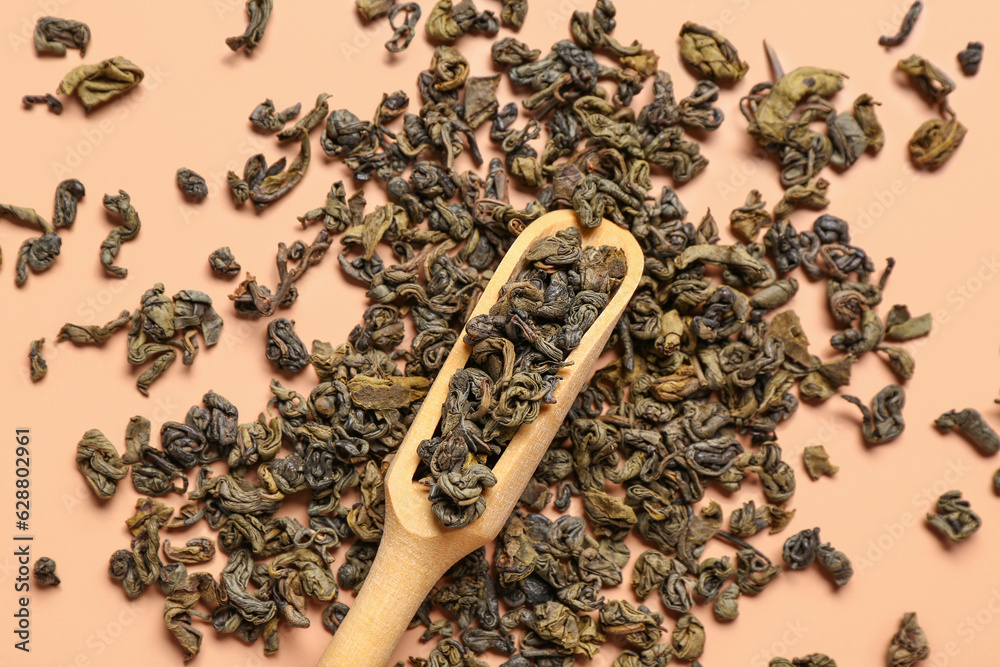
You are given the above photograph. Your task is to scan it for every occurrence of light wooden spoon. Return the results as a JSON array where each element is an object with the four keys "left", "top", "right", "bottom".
[{"left": 318, "top": 210, "right": 643, "bottom": 667}]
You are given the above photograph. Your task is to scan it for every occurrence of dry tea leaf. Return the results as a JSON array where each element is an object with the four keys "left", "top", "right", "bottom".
[
  {"left": 33, "top": 557, "right": 60, "bottom": 586},
  {"left": 909, "top": 112, "right": 967, "bottom": 170},
  {"left": 278, "top": 93, "right": 332, "bottom": 141},
  {"left": 927, "top": 490, "right": 981, "bottom": 542},
  {"left": 879, "top": 2, "right": 922, "bottom": 48},
  {"left": 28, "top": 338, "right": 47, "bottom": 382},
  {"left": 57, "top": 56, "right": 144, "bottom": 111},
  {"left": 500, "top": 0, "right": 527, "bottom": 29},
  {"left": 347, "top": 375, "right": 430, "bottom": 409},
  {"left": 22, "top": 93, "right": 63, "bottom": 114},
  {"left": 208, "top": 247, "right": 241, "bottom": 278},
  {"left": 842, "top": 384, "right": 906, "bottom": 445},
  {"left": 888, "top": 612, "right": 930, "bottom": 667},
  {"left": 265, "top": 318, "right": 309, "bottom": 373},
  {"left": 34, "top": 16, "right": 90, "bottom": 56},
  {"left": 226, "top": 0, "right": 273, "bottom": 53},
  {"left": 426, "top": 0, "right": 499, "bottom": 43},
  {"left": 935, "top": 409, "right": 1000, "bottom": 454},
  {"left": 163, "top": 537, "right": 216, "bottom": 564},
  {"left": 76, "top": 429, "right": 128, "bottom": 499},
  {"left": 803, "top": 445, "right": 838, "bottom": 480},
  {"left": 897, "top": 55, "right": 955, "bottom": 105},
  {"left": 884, "top": 305, "right": 932, "bottom": 340},
  {"left": 958, "top": 42, "right": 984, "bottom": 76},
  {"left": 250, "top": 98, "right": 301, "bottom": 133},
  {"left": 356, "top": 0, "right": 396, "bottom": 21},
  {"left": 53, "top": 178, "right": 86, "bottom": 228},
  {"left": 100, "top": 190, "right": 141, "bottom": 278},
  {"left": 176, "top": 168, "right": 208, "bottom": 201},
  {"left": 679, "top": 22, "right": 748, "bottom": 83},
  {"left": 386, "top": 3, "right": 422, "bottom": 52},
  {"left": 57, "top": 309, "right": 131, "bottom": 345}
]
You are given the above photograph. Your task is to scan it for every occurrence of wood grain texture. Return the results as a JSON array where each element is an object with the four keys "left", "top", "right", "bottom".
[{"left": 318, "top": 210, "right": 643, "bottom": 667}]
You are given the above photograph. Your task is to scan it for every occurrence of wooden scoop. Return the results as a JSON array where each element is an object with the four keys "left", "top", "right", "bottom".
[{"left": 318, "top": 210, "right": 643, "bottom": 667}]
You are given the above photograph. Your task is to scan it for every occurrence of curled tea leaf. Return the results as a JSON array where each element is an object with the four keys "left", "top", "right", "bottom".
[
  {"left": 897, "top": 55, "right": 955, "bottom": 105},
  {"left": 34, "top": 16, "right": 90, "bottom": 56},
  {"left": 28, "top": 338, "right": 47, "bottom": 382},
  {"left": 76, "top": 429, "right": 129, "bottom": 500},
  {"left": 163, "top": 538, "right": 216, "bottom": 564},
  {"left": 100, "top": 190, "right": 141, "bottom": 278},
  {"left": 265, "top": 318, "right": 309, "bottom": 373},
  {"left": 803, "top": 445, "right": 838, "bottom": 480},
  {"left": 888, "top": 612, "right": 930, "bottom": 667},
  {"left": 356, "top": 0, "right": 396, "bottom": 21},
  {"left": 909, "top": 112, "right": 966, "bottom": 170},
  {"left": 250, "top": 99, "right": 301, "bottom": 133},
  {"left": 958, "top": 42, "right": 984, "bottom": 76},
  {"left": 842, "top": 384, "right": 905, "bottom": 445},
  {"left": 226, "top": 0, "right": 273, "bottom": 53},
  {"left": 879, "top": 2, "right": 922, "bottom": 48},
  {"left": 57, "top": 56, "right": 144, "bottom": 111},
  {"left": 176, "top": 168, "right": 208, "bottom": 201},
  {"left": 33, "top": 557, "right": 60, "bottom": 586},
  {"left": 387, "top": 3, "right": 422, "bottom": 52},
  {"left": 935, "top": 409, "right": 1000, "bottom": 455},
  {"left": 22, "top": 93, "right": 63, "bottom": 114},
  {"left": 208, "top": 247, "right": 241, "bottom": 278},
  {"left": 926, "top": 490, "right": 981, "bottom": 542},
  {"left": 58, "top": 309, "right": 131, "bottom": 345},
  {"left": 679, "top": 22, "right": 748, "bottom": 83}
]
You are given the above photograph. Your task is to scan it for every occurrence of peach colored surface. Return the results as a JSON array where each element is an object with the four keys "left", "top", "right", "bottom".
[{"left": 1, "top": 1, "right": 999, "bottom": 665}]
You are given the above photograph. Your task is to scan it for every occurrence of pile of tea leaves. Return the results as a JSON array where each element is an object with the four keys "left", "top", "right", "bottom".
[{"left": 70, "top": 1, "right": 979, "bottom": 665}]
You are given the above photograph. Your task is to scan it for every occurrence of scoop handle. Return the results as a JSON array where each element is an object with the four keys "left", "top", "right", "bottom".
[{"left": 317, "top": 526, "right": 450, "bottom": 667}]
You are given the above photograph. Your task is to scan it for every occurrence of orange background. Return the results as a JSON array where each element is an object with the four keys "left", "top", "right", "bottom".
[{"left": 2, "top": 0, "right": 1000, "bottom": 665}]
